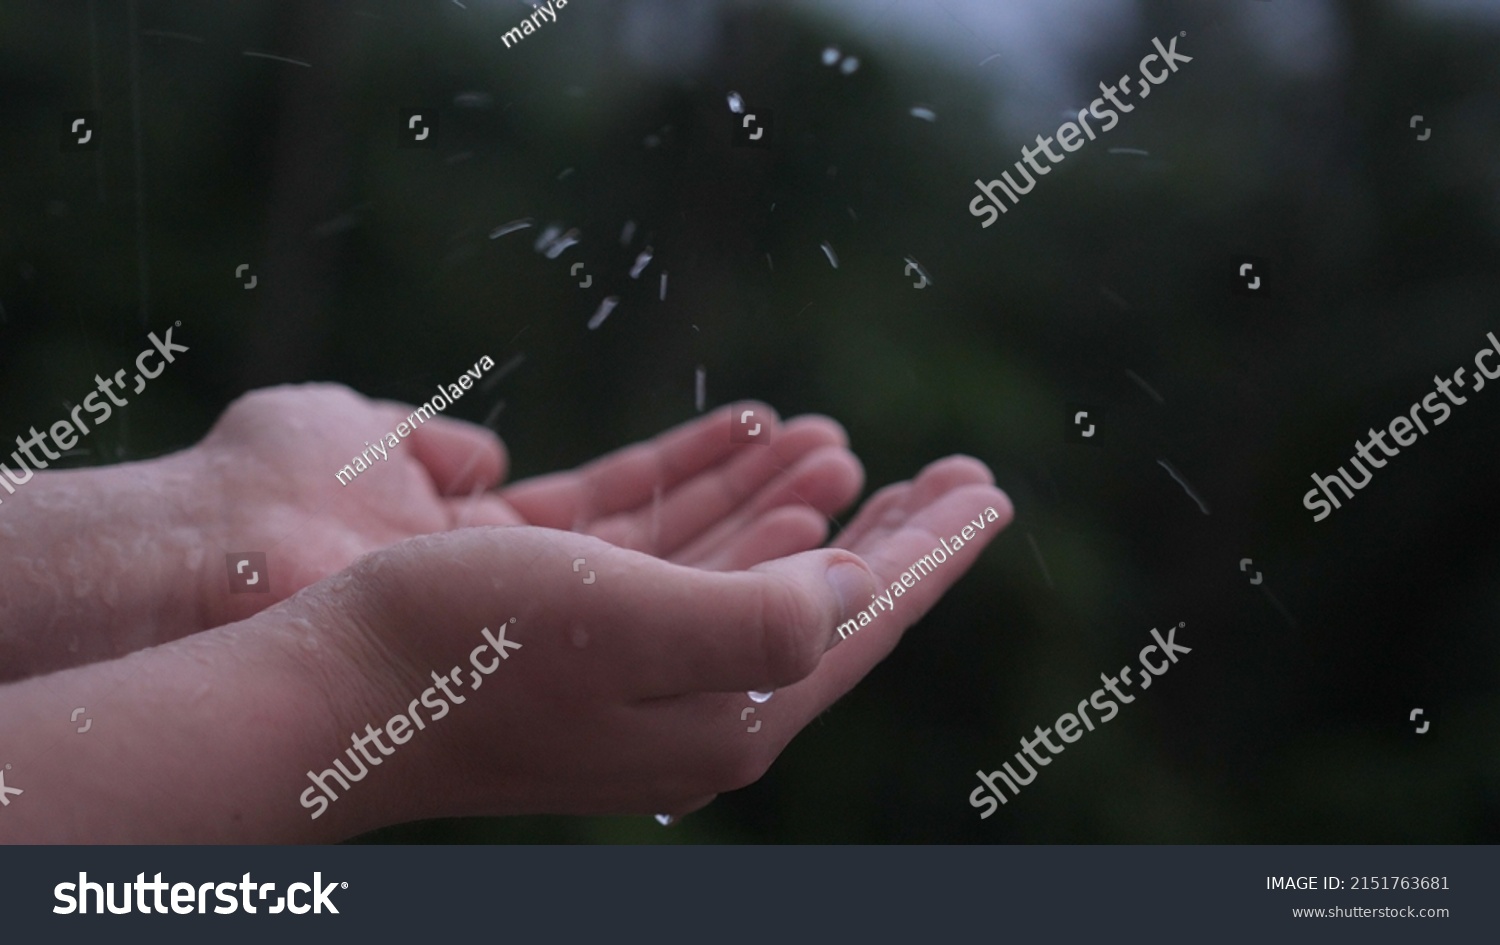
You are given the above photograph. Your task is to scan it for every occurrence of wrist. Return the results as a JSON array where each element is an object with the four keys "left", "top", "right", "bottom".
[
  {"left": 0, "top": 451, "right": 213, "bottom": 681},
  {"left": 0, "top": 585, "right": 418, "bottom": 842}
]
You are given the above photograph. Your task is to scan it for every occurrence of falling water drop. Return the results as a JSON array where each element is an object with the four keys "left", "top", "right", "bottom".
[
  {"left": 654, "top": 813, "right": 674, "bottom": 826},
  {"left": 533, "top": 224, "right": 563, "bottom": 253},
  {"left": 543, "top": 229, "right": 580, "bottom": 259},
  {"left": 821, "top": 46, "right": 840, "bottom": 66},
  {"left": 726, "top": 91, "right": 744, "bottom": 114},
  {"left": 489, "top": 218, "right": 533, "bottom": 239},
  {"left": 839, "top": 56, "right": 860, "bottom": 75},
  {"left": 587, "top": 296, "right": 620, "bottom": 330},
  {"left": 629, "top": 246, "right": 654, "bottom": 279},
  {"left": 819, "top": 241, "right": 839, "bottom": 269},
  {"left": 748, "top": 691, "right": 773, "bottom": 703}
]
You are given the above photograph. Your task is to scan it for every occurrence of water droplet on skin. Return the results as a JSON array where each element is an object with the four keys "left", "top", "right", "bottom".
[
  {"left": 748, "top": 691, "right": 773, "bottom": 703},
  {"left": 821, "top": 46, "right": 840, "bottom": 66},
  {"left": 654, "top": 813, "right": 674, "bottom": 826},
  {"left": 726, "top": 91, "right": 744, "bottom": 114}
]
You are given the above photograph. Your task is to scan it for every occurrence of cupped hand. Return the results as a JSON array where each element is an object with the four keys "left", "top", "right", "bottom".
[
  {"left": 193, "top": 383, "right": 865, "bottom": 628},
  {"left": 308, "top": 453, "right": 1010, "bottom": 827}
]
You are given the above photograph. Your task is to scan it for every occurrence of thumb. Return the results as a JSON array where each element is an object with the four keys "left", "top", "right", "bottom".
[{"left": 626, "top": 548, "right": 880, "bottom": 698}]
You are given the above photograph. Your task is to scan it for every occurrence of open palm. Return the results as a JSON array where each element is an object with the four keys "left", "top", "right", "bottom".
[{"left": 195, "top": 383, "right": 865, "bottom": 627}]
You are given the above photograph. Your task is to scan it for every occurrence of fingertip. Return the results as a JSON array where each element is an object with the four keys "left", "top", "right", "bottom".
[
  {"left": 986, "top": 486, "right": 1015, "bottom": 527},
  {"left": 917, "top": 454, "right": 996, "bottom": 488},
  {"left": 409, "top": 415, "right": 509, "bottom": 496},
  {"left": 779, "top": 414, "right": 850, "bottom": 449}
]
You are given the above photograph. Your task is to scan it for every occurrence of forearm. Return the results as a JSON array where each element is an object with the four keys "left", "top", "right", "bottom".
[
  {"left": 0, "top": 593, "right": 409, "bottom": 843},
  {"left": 0, "top": 452, "right": 216, "bottom": 681}
]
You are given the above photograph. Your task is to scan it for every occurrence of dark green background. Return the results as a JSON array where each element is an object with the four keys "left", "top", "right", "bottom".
[{"left": 2, "top": 0, "right": 1497, "bottom": 843}]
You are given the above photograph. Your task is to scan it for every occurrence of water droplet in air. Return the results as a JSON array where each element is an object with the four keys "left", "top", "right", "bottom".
[
  {"left": 587, "top": 296, "right": 620, "bottom": 330},
  {"left": 489, "top": 219, "right": 533, "bottom": 239},
  {"left": 903, "top": 255, "right": 932, "bottom": 285},
  {"left": 840, "top": 56, "right": 860, "bottom": 75},
  {"left": 819, "top": 241, "right": 839, "bottom": 269},
  {"left": 654, "top": 813, "right": 674, "bottom": 826},
  {"left": 533, "top": 224, "right": 563, "bottom": 253},
  {"left": 748, "top": 691, "right": 773, "bottom": 703},
  {"left": 726, "top": 91, "right": 744, "bottom": 114},
  {"left": 910, "top": 106, "right": 937, "bottom": 122},
  {"left": 821, "top": 46, "right": 840, "bottom": 66},
  {"left": 543, "top": 229, "right": 581, "bottom": 259},
  {"left": 629, "top": 246, "right": 654, "bottom": 279}
]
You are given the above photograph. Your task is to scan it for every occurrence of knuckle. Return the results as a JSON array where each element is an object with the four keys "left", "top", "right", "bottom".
[{"left": 754, "top": 579, "right": 821, "bottom": 684}]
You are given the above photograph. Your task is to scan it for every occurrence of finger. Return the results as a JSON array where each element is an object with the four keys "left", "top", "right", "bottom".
[
  {"left": 444, "top": 491, "right": 528, "bottom": 529},
  {"left": 588, "top": 414, "right": 858, "bottom": 555},
  {"left": 376, "top": 401, "right": 509, "bottom": 497},
  {"left": 683, "top": 504, "right": 830, "bottom": 571},
  {"left": 826, "top": 480, "right": 911, "bottom": 551},
  {"left": 831, "top": 455, "right": 995, "bottom": 550},
  {"left": 779, "top": 482, "right": 1013, "bottom": 710},
  {"left": 644, "top": 482, "right": 1014, "bottom": 769},
  {"left": 501, "top": 402, "right": 780, "bottom": 528},
  {"left": 585, "top": 417, "right": 850, "bottom": 555},
  {"left": 613, "top": 546, "right": 879, "bottom": 699},
  {"left": 663, "top": 445, "right": 862, "bottom": 564}
]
